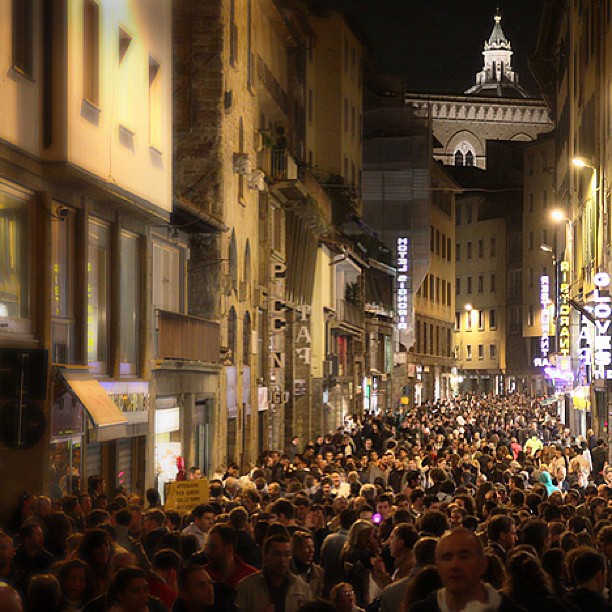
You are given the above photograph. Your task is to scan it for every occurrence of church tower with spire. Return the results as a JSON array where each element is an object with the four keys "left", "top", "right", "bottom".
[{"left": 465, "top": 9, "right": 529, "bottom": 98}]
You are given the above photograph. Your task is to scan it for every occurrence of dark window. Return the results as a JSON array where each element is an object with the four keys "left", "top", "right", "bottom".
[{"left": 12, "top": 0, "right": 33, "bottom": 77}]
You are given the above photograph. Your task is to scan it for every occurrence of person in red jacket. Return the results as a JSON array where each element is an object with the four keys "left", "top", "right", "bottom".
[
  {"left": 201, "top": 524, "right": 257, "bottom": 588},
  {"left": 148, "top": 548, "right": 181, "bottom": 610}
]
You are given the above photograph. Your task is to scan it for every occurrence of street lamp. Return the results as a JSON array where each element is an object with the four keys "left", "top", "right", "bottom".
[
  {"left": 550, "top": 208, "right": 567, "bottom": 223},
  {"left": 464, "top": 303, "right": 473, "bottom": 311},
  {"left": 572, "top": 156, "right": 596, "bottom": 170}
]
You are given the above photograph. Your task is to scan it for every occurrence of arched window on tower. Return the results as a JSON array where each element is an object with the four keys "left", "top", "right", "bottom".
[
  {"left": 465, "top": 150, "right": 474, "bottom": 167},
  {"left": 454, "top": 150, "right": 464, "bottom": 166},
  {"left": 243, "top": 311, "right": 251, "bottom": 366},
  {"left": 229, "top": 230, "right": 238, "bottom": 292},
  {"left": 227, "top": 307, "right": 237, "bottom": 363}
]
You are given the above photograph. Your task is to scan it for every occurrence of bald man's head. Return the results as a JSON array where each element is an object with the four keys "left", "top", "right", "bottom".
[{"left": 0, "top": 583, "right": 22, "bottom": 612}]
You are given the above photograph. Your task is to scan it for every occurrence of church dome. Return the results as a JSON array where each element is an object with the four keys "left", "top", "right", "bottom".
[{"left": 465, "top": 10, "right": 531, "bottom": 99}]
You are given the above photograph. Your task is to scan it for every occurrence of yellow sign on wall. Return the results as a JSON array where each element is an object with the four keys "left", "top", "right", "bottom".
[{"left": 164, "top": 478, "right": 210, "bottom": 513}]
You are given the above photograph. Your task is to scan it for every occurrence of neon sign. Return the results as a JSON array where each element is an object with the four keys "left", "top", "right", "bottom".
[
  {"left": 558, "top": 262, "right": 570, "bottom": 356},
  {"left": 540, "top": 275, "right": 550, "bottom": 362},
  {"left": 396, "top": 238, "right": 409, "bottom": 330},
  {"left": 593, "top": 271, "right": 612, "bottom": 379}
]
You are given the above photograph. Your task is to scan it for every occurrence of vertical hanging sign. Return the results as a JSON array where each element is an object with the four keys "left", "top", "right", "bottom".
[
  {"left": 396, "top": 238, "right": 409, "bottom": 330},
  {"left": 592, "top": 272, "right": 612, "bottom": 380},
  {"left": 540, "top": 275, "right": 550, "bottom": 364}
]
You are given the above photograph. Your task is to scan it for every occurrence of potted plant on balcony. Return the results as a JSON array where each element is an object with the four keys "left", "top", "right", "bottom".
[{"left": 345, "top": 281, "right": 362, "bottom": 306}]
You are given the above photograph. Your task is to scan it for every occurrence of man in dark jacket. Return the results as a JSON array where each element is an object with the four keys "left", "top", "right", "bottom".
[
  {"left": 564, "top": 547, "right": 611, "bottom": 611},
  {"left": 591, "top": 440, "right": 607, "bottom": 484},
  {"left": 409, "top": 529, "right": 523, "bottom": 612}
]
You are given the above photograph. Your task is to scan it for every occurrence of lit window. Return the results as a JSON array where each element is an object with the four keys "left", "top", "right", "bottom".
[{"left": 83, "top": 0, "right": 100, "bottom": 105}]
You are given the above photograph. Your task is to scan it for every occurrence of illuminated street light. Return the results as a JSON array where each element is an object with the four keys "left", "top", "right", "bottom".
[
  {"left": 540, "top": 243, "right": 553, "bottom": 253},
  {"left": 550, "top": 209, "right": 567, "bottom": 223},
  {"left": 464, "top": 303, "right": 473, "bottom": 311},
  {"left": 572, "top": 156, "right": 595, "bottom": 170}
]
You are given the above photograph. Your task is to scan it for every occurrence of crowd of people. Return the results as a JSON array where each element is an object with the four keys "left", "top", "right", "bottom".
[{"left": 2, "top": 394, "right": 612, "bottom": 611}]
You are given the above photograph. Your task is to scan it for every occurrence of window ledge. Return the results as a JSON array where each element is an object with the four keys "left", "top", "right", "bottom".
[
  {"left": 11, "top": 64, "right": 35, "bottom": 82},
  {"left": 119, "top": 124, "right": 135, "bottom": 137},
  {"left": 149, "top": 145, "right": 163, "bottom": 156},
  {"left": 82, "top": 98, "right": 102, "bottom": 113}
]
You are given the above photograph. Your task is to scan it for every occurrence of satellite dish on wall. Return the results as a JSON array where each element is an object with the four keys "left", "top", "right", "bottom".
[{"left": 0, "top": 401, "right": 46, "bottom": 449}]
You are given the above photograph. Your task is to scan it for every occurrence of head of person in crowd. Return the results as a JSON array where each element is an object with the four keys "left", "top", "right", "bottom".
[
  {"left": 26, "top": 574, "right": 61, "bottom": 612},
  {"left": 343, "top": 519, "right": 377, "bottom": 560},
  {"left": 0, "top": 583, "right": 22, "bottom": 612},
  {"left": 18, "top": 523, "right": 46, "bottom": 555},
  {"left": 78, "top": 528, "right": 114, "bottom": 572},
  {"left": 502, "top": 549, "right": 554, "bottom": 606},
  {"left": 389, "top": 522, "right": 418, "bottom": 564},
  {"left": 330, "top": 582, "right": 358, "bottom": 612},
  {"left": 190, "top": 504, "right": 214, "bottom": 534},
  {"left": 145, "top": 488, "right": 161, "bottom": 509},
  {"left": 204, "top": 523, "right": 237, "bottom": 571},
  {"left": 566, "top": 546, "right": 608, "bottom": 597},
  {"left": 419, "top": 509, "right": 450, "bottom": 537},
  {"left": 142, "top": 508, "right": 166, "bottom": 535},
  {"left": 519, "top": 518, "right": 548, "bottom": 557},
  {"left": 177, "top": 565, "right": 215, "bottom": 611},
  {"left": 188, "top": 467, "right": 202, "bottom": 481},
  {"left": 376, "top": 494, "right": 394, "bottom": 520},
  {"left": 270, "top": 498, "right": 296, "bottom": 526},
  {"left": 291, "top": 530, "right": 316, "bottom": 570},
  {"left": 105, "top": 566, "right": 150, "bottom": 612},
  {"left": 242, "top": 489, "right": 261, "bottom": 514},
  {"left": 487, "top": 514, "right": 517, "bottom": 553},
  {"left": 262, "top": 534, "right": 292, "bottom": 581},
  {"left": 228, "top": 506, "right": 249, "bottom": 531},
  {"left": 434, "top": 528, "right": 491, "bottom": 611},
  {"left": 54, "top": 558, "right": 95, "bottom": 607}
]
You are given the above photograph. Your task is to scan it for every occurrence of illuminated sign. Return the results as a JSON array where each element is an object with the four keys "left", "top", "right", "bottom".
[
  {"left": 593, "top": 271, "right": 612, "bottom": 380},
  {"left": 540, "top": 275, "right": 550, "bottom": 363},
  {"left": 396, "top": 237, "right": 409, "bottom": 330},
  {"left": 578, "top": 313, "right": 592, "bottom": 386},
  {"left": 558, "top": 261, "right": 570, "bottom": 359}
]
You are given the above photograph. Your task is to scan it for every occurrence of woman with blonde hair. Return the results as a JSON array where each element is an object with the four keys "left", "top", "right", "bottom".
[{"left": 340, "top": 519, "right": 380, "bottom": 608}]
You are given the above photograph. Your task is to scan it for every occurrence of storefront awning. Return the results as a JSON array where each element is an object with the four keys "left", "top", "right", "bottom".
[{"left": 60, "top": 371, "right": 128, "bottom": 428}]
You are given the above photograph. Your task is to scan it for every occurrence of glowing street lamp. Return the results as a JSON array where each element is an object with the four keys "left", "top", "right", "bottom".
[
  {"left": 572, "top": 157, "right": 595, "bottom": 170},
  {"left": 464, "top": 303, "right": 473, "bottom": 312},
  {"left": 550, "top": 209, "right": 567, "bottom": 223}
]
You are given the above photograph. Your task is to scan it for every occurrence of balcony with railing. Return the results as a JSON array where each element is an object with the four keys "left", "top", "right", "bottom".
[
  {"left": 155, "top": 310, "right": 220, "bottom": 363},
  {"left": 336, "top": 299, "right": 364, "bottom": 329},
  {"left": 270, "top": 148, "right": 298, "bottom": 182}
]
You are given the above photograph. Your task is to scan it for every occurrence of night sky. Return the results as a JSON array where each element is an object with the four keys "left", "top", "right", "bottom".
[{"left": 315, "top": 0, "right": 545, "bottom": 96}]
